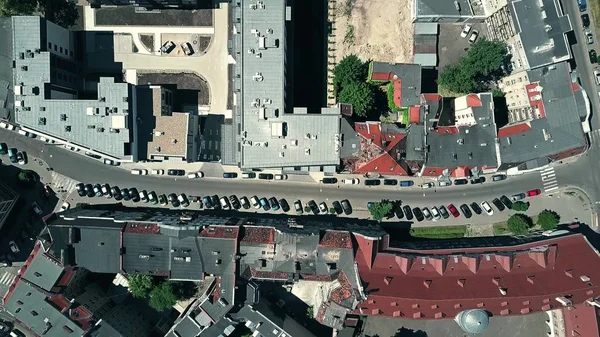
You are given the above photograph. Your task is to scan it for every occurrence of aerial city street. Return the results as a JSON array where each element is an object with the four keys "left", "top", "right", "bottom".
[{"left": 0, "top": 0, "right": 600, "bottom": 336}]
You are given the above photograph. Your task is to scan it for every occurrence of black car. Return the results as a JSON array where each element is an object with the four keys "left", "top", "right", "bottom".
[
  {"left": 160, "top": 40, "right": 176, "bottom": 53},
  {"left": 492, "top": 198, "right": 505, "bottom": 211},
  {"left": 268, "top": 197, "right": 280, "bottom": 211},
  {"left": 179, "top": 194, "right": 190, "bottom": 208},
  {"left": 582, "top": 14, "right": 591, "bottom": 28},
  {"left": 500, "top": 195, "right": 513, "bottom": 209},
  {"left": 394, "top": 206, "right": 404, "bottom": 219},
  {"left": 203, "top": 196, "right": 214, "bottom": 208},
  {"left": 364, "top": 179, "right": 381, "bottom": 186},
  {"left": 383, "top": 179, "right": 398, "bottom": 186},
  {"left": 341, "top": 199, "right": 352, "bottom": 215},
  {"left": 322, "top": 177, "right": 338, "bottom": 184},
  {"left": 460, "top": 204, "right": 472, "bottom": 218},
  {"left": 223, "top": 172, "right": 238, "bottom": 179},
  {"left": 439, "top": 205, "right": 450, "bottom": 219},
  {"left": 167, "top": 169, "right": 185, "bottom": 176},
  {"left": 258, "top": 173, "right": 274, "bottom": 180},
  {"left": 211, "top": 195, "right": 221, "bottom": 209},
  {"left": 168, "top": 193, "right": 179, "bottom": 207},
  {"left": 229, "top": 195, "right": 241, "bottom": 210},
  {"left": 470, "top": 202, "right": 483, "bottom": 215},
  {"left": 332, "top": 201, "right": 343, "bottom": 215},
  {"left": 590, "top": 49, "right": 597, "bottom": 64},
  {"left": 470, "top": 177, "right": 485, "bottom": 184},
  {"left": 129, "top": 188, "right": 140, "bottom": 202},
  {"left": 403, "top": 205, "right": 413, "bottom": 220},
  {"left": 84, "top": 184, "right": 95, "bottom": 198},
  {"left": 307, "top": 200, "right": 319, "bottom": 215},
  {"left": 412, "top": 207, "right": 424, "bottom": 222},
  {"left": 279, "top": 198, "right": 290, "bottom": 212},
  {"left": 111, "top": 186, "right": 122, "bottom": 201},
  {"left": 454, "top": 179, "right": 468, "bottom": 185},
  {"left": 76, "top": 183, "right": 86, "bottom": 197},
  {"left": 294, "top": 200, "right": 304, "bottom": 215},
  {"left": 121, "top": 188, "right": 130, "bottom": 201},
  {"left": 491, "top": 174, "right": 507, "bottom": 182}
]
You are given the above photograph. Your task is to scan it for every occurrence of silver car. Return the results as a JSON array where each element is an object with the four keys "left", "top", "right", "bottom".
[{"left": 431, "top": 207, "right": 441, "bottom": 221}]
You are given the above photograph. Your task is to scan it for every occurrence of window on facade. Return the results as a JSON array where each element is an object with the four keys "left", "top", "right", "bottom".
[
  {"left": 48, "top": 42, "right": 52, "bottom": 49},
  {"left": 54, "top": 45, "right": 57, "bottom": 51}
]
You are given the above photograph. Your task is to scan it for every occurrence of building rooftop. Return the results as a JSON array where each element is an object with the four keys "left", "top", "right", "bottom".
[
  {"left": 12, "top": 16, "right": 134, "bottom": 159},
  {"left": 510, "top": 0, "right": 572, "bottom": 70},
  {"left": 235, "top": 302, "right": 318, "bottom": 337},
  {"left": 22, "top": 250, "right": 64, "bottom": 292},
  {"left": 370, "top": 62, "right": 422, "bottom": 107},
  {"left": 415, "top": 0, "right": 473, "bottom": 16},
  {"left": 145, "top": 87, "right": 190, "bottom": 158}
]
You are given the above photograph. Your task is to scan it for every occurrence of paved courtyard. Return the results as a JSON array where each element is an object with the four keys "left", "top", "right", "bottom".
[{"left": 437, "top": 23, "right": 488, "bottom": 72}]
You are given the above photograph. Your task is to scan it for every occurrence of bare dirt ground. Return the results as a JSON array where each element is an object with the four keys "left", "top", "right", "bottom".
[{"left": 333, "top": 0, "right": 414, "bottom": 64}]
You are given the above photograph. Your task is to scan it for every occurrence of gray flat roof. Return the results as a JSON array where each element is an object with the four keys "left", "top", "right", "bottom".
[
  {"left": 416, "top": 0, "right": 473, "bottom": 16},
  {"left": 12, "top": 16, "right": 134, "bottom": 159},
  {"left": 370, "top": 62, "right": 422, "bottom": 107},
  {"left": 22, "top": 251, "right": 64, "bottom": 292},
  {"left": 510, "top": 0, "right": 572, "bottom": 70}
]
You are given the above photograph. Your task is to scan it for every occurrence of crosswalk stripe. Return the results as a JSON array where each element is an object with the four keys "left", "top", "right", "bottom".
[
  {"left": 545, "top": 186, "right": 559, "bottom": 192},
  {"left": 0, "top": 272, "right": 16, "bottom": 286},
  {"left": 541, "top": 173, "right": 556, "bottom": 178}
]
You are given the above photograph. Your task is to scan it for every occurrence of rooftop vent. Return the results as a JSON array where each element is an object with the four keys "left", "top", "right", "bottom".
[
  {"left": 64, "top": 125, "right": 71, "bottom": 132},
  {"left": 38, "top": 117, "right": 46, "bottom": 125}
]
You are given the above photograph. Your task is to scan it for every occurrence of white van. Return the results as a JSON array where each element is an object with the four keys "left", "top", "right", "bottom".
[
  {"left": 242, "top": 172, "right": 256, "bottom": 179},
  {"left": 17, "top": 129, "right": 28, "bottom": 137},
  {"left": 131, "top": 169, "right": 148, "bottom": 175},
  {"left": 187, "top": 172, "right": 204, "bottom": 179}
]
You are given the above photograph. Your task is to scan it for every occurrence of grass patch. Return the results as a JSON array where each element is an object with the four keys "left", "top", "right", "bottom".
[
  {"left": 344, "top": 25, "right": 355, "bottom": 44},
  {"left": 493, "top": 215, "right": 539, "bottom": 236},
  {"left": 410, "top": 225, "right": 468, "bottom": 239},
  {"left": 386, "top": 82, "right": 402, "bottom": 111},
  {"left": 592, "top": 0, "right": 600, "bottom": 36}
]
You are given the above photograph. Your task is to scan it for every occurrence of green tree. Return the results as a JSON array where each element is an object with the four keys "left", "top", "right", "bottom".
[
  {"left": 17, "top": 169, "right": 37, "bottom": 187},
  {"left": 149, "top": 281, "right": 180, "bottom": 312},
  {"left": 368, "top": 200, "right": 394, "bottom": 222},
  {"left": 128, "top": 274, "right": 153, "bottom": 299},
  {"left": 538, "top": 209, "right": 560, "bottom": 230},
  {"left": 339, "top": 82, "right": 374, "bottom": 117},
  {"left": 43, "top": 0, "right": 79, "bottom": 29},
  {"left": 0, "top": 0, "right": 37, "bottom": 16},
  {"left": 333, "top": 55, "right": 366, "bottom": 93},
  {"left": 306, "top": 306, "right": 314, "bottom": 318},
  {"left": 512, "top": 201, "right": 529, "bottom": 212},
  {"left": 507, "top": 213, "right": 533, "bottom": 235}
]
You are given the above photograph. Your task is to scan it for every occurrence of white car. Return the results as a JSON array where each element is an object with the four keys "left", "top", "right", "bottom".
[
  {"left": 131, "top": 169, "right": 149, "bottom": 175},
  {"left": 431, "top": 207, "right": 441, "bottom": 221},
  {"left": 594, "top": 70, "right": 600, "bottom": 86},
  {"left": 187, "top": 172, "right": 204, "bottom": 179},
  {"left": 460, "top": 24, "right": 472, "bottom": 38},
  {"left": 481, "top": 201, "right": 494, "bottom": 215},
  {"left": 343, "top": 178, "right": 360, "bottom": 185},
  {"left": 469, "top": 30, "right": 479, "bottom": 44},
  {"left": 59, "top": 202, "right": 70, "bottom": 212},
  {"left": 103, "top": 158, "right": 118, "bottom": 166},
  {"left": 151, "top": 169, "right": 165, "bottom": 175},
  {"left": 101, "top": 185, "right": 111, "bottom": 198},
  {"left": 250, "top": 196, "right": 261, "bottom": 209},
  {"left": 8, "top": 241, "right": 19, "bottom": 254},
  {"left": 274, "top": 174, "right": 288, "bottom": 180},
  {"left": 587, "top": 31, "right": 594, "bottom": 44},
  {"left": 319, "top": 202, "right": 328, "bottom": 214},
  {"left": 422, "top": 182, "right": 435, "bottom": 189}
]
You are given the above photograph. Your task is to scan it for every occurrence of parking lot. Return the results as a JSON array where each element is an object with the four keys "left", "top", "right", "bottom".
[
  {"left": 161, "top": 33, "right": 212, "bottom": 56},
  {"left": 437, "top": 23, "right": 488, "bottom": 71}
]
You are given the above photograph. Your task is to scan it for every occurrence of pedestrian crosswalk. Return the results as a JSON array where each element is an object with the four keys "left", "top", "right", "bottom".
[
  {"left": 49, "top": 171, "right": 79, "bottom": 196},
  {"left": 0, "top": 272, "right": 16, "bottom": 287},
  {"left": 540, "top": 167, "right": 558, "bottom": 193}
]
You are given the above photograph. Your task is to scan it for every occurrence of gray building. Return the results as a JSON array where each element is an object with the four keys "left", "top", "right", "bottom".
[
  {"left": 229, "top": 0, "right": 341, "bottom": 172},
  {"left": 0, "top": 181, "right": 18, "bottom": 231},
  {"left": 86, "top": 0, "right": 199, "bottom": 9},
  {"left": 11, "top": 16, "right": 138, "bottom": 162},
  {"left": 412, "top": 0, "right": 487, "bottom": 23}
]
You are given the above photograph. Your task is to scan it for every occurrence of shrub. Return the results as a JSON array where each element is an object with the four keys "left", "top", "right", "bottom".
[
  {"left": 507, "top": 213, "right": 533, "bottom": 235},
  {"left": 538, "top": 209, "right": 560, "bottom": 230}
]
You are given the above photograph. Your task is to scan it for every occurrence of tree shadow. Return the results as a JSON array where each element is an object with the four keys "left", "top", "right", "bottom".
[
  {"left": 368, "top": 84, "right": 388, "bottom": 121},
  {"left": 393, "top": 327, "right": 428, "bottom": 337},
  {"left": 173, "top": 281, "right": 197, "bottom": 300}
]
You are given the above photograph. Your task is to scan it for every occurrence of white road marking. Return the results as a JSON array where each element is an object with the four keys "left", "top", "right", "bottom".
[{"left": 540, "top": 167, "right": 558, "bottom": 192}]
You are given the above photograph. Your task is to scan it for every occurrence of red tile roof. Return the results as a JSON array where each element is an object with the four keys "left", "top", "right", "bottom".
[
  {"left": 525, "top": 82, "right": 547, "bottom": 118},
  {"left": 498, "top": 122, "right": 532, "bottom": 138},
  {"left": 48, "top": 294, "right": 70, "bottom": 311},
  {"left": 466, "top": 94, "right": 482, "bottom": 107},
  {"left": 422, "top": 93, "right": 441, "bottom": 101},
  {"left": 56, "top": 267, "right": 76, "bottom": 287},
  {"left": 241, "top": 226, "right": 275, "bottom": 245},
  {"left": 69, "top": 305, "right": 94, "bottom": 331},
  {"left": 371, "top": 72, "right": 395, "bottom": 81},
  {"left": 199, "top": 226, "right": 239, "bottom": 239},
  {"left": 123, "top": 222, "right": 160, "bottom": 234},
  {"left": 452, "top": 166, "right": 471, "bottom": 178},
  {"left": 320, "top": 231, "right": 353, "bottom": 249},
  {"left": 301, "top": 274, "right": 334, "bottom": 282},
  {"left": 355, "top": 234, "right": 600, "bottom": 319},
  {"left": 352, "top": 122, "right": 408, "bottom": 176},
  {"left": 563, "top": 304, "right": 600, "bottom": 337},
  {"left": 249, "top": 270, "right": 289, "bottom": 280},
  {"left": 434, "top": 126, "right": 459, "bottom": 134},
  {"left": 393, "top": 79, "right": 402, "bottom": 108},
  {"left": 409, "top": 106, "right": 421, "bottom": 124},
  {"left": 330, "top": 271, "right": 354, "bottom": 305}
]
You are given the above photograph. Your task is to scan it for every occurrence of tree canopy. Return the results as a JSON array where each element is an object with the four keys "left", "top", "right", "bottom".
[
  {"left": 0, "top": 0, "right": 37, "bottom": 17},
  {"left": 339, "top": 81, "right": 374, "bottom": 117},
  {"left": 538, "top": 209, "right": 560, "bottom": 230},
  {"left": 512, "top": 201, "right": 529, "bottom": 212},
  {"left": 333, "top": 55, "right": 367, "bottom": 93},
  {"left": 128, "top": 274, "right": 153, "bottom": 299},
  {"left": 0, "top": 0, "right": 79, "bottom": 28},
  {"left": 507, "top": 213, "right": 533, "bottom": 235},
  {"left": 438, "top": 38, "right": 509, "bottom": 94},
  {"left": 149, "top": 281, "right": 180, "bottom": 312},
  {"left": 369, "top": 200, "right": 394, "bottom": 222}
]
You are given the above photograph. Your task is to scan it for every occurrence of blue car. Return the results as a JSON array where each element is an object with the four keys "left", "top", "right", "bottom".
[
  {"left": 269, "top": 197, "right": 280, "bottom": 211},
  {"left": 260, "top": 198, "right": 270, "bottom": 211},
  {"left": 399, "top": 180, "right": 414, "bottom": 187}
]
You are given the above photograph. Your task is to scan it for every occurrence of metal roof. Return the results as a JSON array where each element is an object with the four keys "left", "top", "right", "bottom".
[
  {"left": 415, "top": 0, "right": 473, "bottom": 16},
  {"left": 22, "top": 252, "right": 64, "bottom": 292},
  {"left": 370, "top": 62, "right": 422, "bottom": 107},
  {"left": 0, "top": 18, "right": 14, "bottom": 120},
  {"left": 11, "top": 16, "right": 134, "bottom": 159},
  {"left": 414, "top": 23, "right": 438, "bottom": 35},
  {"left": 510, "top": 0, "right": 572, "bottom": 70},
  {"left": 234, "top": 303, "right": 318, "bottom": 337}
]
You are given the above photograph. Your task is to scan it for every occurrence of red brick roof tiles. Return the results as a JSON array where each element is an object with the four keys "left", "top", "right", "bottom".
[
  {"left": 371, "top": 72, "right": 395, "bottom": 81},
  {"left": 498, "top": 122, "right": 532, "bottom": 138},
  {"left": 320, "top": 231, "right": 353, "bottom": 249},
  {"left": 466, "top": 94, "right": 482, "bottom": 107},
  {"left": 355, "top": 234, "right": 600, "bottom": 319},
  {"left": 241, "top": 227, "right": 275, "bottom": 245},
  {"left": 352, "top": 122, "right": 408, "bottom": 175},
  {"left": 123, "top": 222, "right": 160, "bottom": 234},
  {"left": 301, "top": 274, "right": 334, "bottom": 282},
  {"left": 199, "top": 226, "right": 239, "bottom": 239},
  {"left": 563, "top": 305, "right": 600, "bottom": 337},
  {"left": 48, "top": 294, "right": 70, "bottom": 311},
  {"left": 409, "top": 106, "right": 421, "bottom": 124},
  {"left": 249, "top": 269, "right": 289, "bottom": 280},
  {"left": 525, "top": 82, "right": 547, "bottom": 118},
  {"left": 69, "top": 306, "right": 94, "bottom": 331}
]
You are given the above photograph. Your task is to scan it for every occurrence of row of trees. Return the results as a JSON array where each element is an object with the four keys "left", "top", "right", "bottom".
[
  {"left": 333, "top": 55, "right": 374, "bottom": 117},
  {"left": 507, "top": 209, "right": 560, "bottom": 234},
  {"left": 128, "top": 274, "right": 186, "bottom": 312}
]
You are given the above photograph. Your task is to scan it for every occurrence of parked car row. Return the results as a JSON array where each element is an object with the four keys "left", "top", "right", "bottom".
[
  {"left": 0, "top": 142, "right": 27, "bottom": 165},
  {"left": 372, "top": 188, "right": 541, "bottom": 222}
]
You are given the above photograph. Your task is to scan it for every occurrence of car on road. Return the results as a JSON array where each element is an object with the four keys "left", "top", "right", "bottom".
[
  {"left": 59, "top": 202, "right": 70, "bottom": 212},
  {"left": 454, "top": 179, "right": 468, "bottom": 185},
  {"left": 76, "top": 183, "right": 86, "bottom": 197},
  {"left": 229, "top": 195, "right": 241, "bottom": 210},
  {"left": 319, "top": 202, "right": 328, "bottom": 214},
  {"left": 492, "top": 197, "right": 506, "bottom": 211},
  {"left": 260, "top": 197, "right": 270, "bottom": 211},
  {"left": 422, "top": 207, "right": 433, "bottom": 221},
  {"left": 31, "top": 202, "right": 43, "bottom": 215},
  {"left": 7, "top": 148, "right": 17, "bottom": 163},
  {"left": 16, "top": 152, "right": 26, "bottom": 165},
  {"left": 148, "top": 191, "right": 158, "bottom": 205},
  {"left": 431, "top": 207, "right": 441, "bottom": 221},
  {"left": 294, "top": 200, "right": 303, "bottom": 214},
  {"left": 160, "top": 40, "right": 176, "bottom": 54},
  {"left": 460, "top": 204, "right": 472, "bottom": 218},
  {"left": 158, "top": 194, "right": 168, "bottom": 206},
  {"left": 240, "top": 196, "right": 251, "bottom": 209},
  {"left": 364, "top": 179, "right": 381, "bottom": 186},
  {"left": 242, "top": 172, "right": 256, "bottom": 179},
  {"left": 250, "top": 196, "right": 260, "bottom": 209},
  {"left": 383, "top": 179, "right": 397, "bottom": 186},
  {"left": 481, "top": 201, "right": 494, "bottom": 215},
  {"left": 279, "top": 199, "right": 290, "bottom": 212},
  {"left": 220, "top": 197, "right": 231, "bottom": 210},
  {"left": 131, "top": 169, "right": 148, "bottom": 175},
  {"left": 511, "top": 193, "right": 526, "bottom": 201},
  {"left": 460, "top": 24, "right": 472, "bottom": 38},
  {"left": 93, "top": 184, "right": 102, "bottom": 197},
  {"left": 9, "top": 241, "right": 19, "bottom": 253},
  {"left": 322, "top": 177, "right": 338, "bottom": 184},
  {"left": 331, "top": 201, "right": 343, "bottom": 214},
  {"left": 223, "top": 172, "right": 238, "bottom": 179},
  {"left": 582, "top": 14, "right": 591, "bottom": 28},
  {"left": 101, "top": 184, "right": 111, "bottom": 198},
  {"left": 341, "top": 199, "right": 352, "bottom": 215},
  {"left": 394, "top": 206, "right": 404, "bottom": 219},
  {"left": 470, "top": 177, "right": 485, "bottom": 184},
  {"left": 120, "top": 188, "right": 130, "bottom": 201},
  {"left": 110, "top": 186, "right": 121, "bottom": 198},
  {"left": 403, "top": 205, "right": 413, "bottom": 220},
  {"left": 178, "top": 194, "right": 190, "bottom": 208},
  {"left": 587, "top": 31, "right": 594, "bottom": 44},
  {"left": 203, "top": 196, "right": 213, "bottom": 208},
  {"left": 139, "top": 190, "right": 149, "bottom": 203},
  {"left": 188, "top": 172, "right": 204, "bottom": 179},
  {"left": 167, "top": 169, "right": 185, "bottom": 176},
  {"left": 181, "top": 42, "right": 194, "bottom": 56},
  {"left": 447, "top": 204, "right": 460, "bottom": 218},
  {"left": 438, "top": 181, "right": 451, "bottom": 187},
  {"left": 258, "top": 173, "right": 274, "bottom": 180},
  {"left": 595, "top": 71, "right": 600, "bottom": 86},
  {"left": 269, "top": 197, "right": 280, "bottom": 211},
  {"left": 500, "top": 195, "right": 513, "bottom": 209},
  {"left": 308, "top": 200, "right": 319, "bottom": 215},
  {"left": 84, "top": 184, "right": 95, "bottom": 197},
  {"left": 129, "top": 188, "right": 140, "bottom": 202},
  {"left": 439, "top": 205, "right": 450, "bottom": 219},
  {"left": 413, "top": 207, "right": 424, "bottom": 222},
  {"left": 0, "top": 142, "right": 7, "bottom": 154},
  {"left": 422, "top": 182, "right": 434, "bottom": 189},
  {"left": 103, "top": 158, "right": 119, "bottom": 166},
  {"left": 211, "top": 195, "right": 220, "bottom": 209},
  {"left": 491, "top": 174, "right": 507, "bottom": 182},
  {"left": 400, "top": 180, "right": 414, "bottom": 187},
  {"left": 468, "top": 30, "right": 479, "bottom": 44},
  {"left": 342, "top": 178, "right": 360, "bottom": 185},
  {"left": 151, "top": 169, "right": 165, "bottom": 175},
  {"left": 274, "top": 174, "right": 288, "bottom": 180},
  {"left": 470, "top": 202, "right": 482, "bottom": 215},
  {"left": 590, "top": 49, "right": 597, "bottom": 64},
  {"left": 527, "top": 189, "right": 542, "bottom": 197}
]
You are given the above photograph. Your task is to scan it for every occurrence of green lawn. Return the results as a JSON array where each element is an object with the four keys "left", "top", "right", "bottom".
[{"left": 410, "top": 225, "right": 468, "bottom": 239}]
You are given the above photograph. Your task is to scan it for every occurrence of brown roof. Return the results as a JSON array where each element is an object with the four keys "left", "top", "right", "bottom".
[
  {"left": 320, "top": 231, "right": 353, "bottom": 249},
  {"left": 241, "top": 227, "right": 275, "bottom": 245},
  {"left": 147, "top": 87, "right": 190, "bottom": 157},
  {"left": 123, "top": 222, "right": 160, "bottom": 234},
  {"left": 355, "top": 234, "right": 600, "bottom": 319},
  {"left": 563, "top": 304, "right": 600, "bottom": 337},
  {"left": 199, "top": 226, "right": 239, "bottom": 239}
]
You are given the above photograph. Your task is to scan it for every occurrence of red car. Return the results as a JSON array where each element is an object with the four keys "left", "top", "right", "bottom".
[
  {"left": 527, "top": 189, "right": 541, "bottom": 197},
  {"left": 447, "top": 204, "right": 460, "bottom": 218}
]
